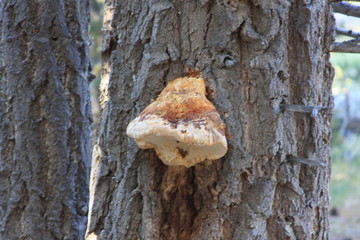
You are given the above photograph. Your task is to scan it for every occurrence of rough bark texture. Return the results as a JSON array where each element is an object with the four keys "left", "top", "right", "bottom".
[
  {"left": 0, "top": 1, "right": 92, "bottom": 239},
  {"left": 87, "top": 0, "right": 334, "bottom": 239}
]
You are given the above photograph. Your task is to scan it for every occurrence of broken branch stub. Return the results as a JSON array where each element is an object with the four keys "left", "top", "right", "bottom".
[{"left": 126, "top": 77, "right": 228, "bottom": 167}]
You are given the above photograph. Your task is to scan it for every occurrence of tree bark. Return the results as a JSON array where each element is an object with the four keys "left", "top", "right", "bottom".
[
  {"left": 0, "top": 1, "right": 92, "bottom": 239},
  {"left": 87, "top": 0, "right": 334, "bottom": 239}
]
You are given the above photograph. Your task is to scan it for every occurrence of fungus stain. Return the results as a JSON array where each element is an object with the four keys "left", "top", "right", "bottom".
[{"left": 177, "top": 147, "right": 188, "bottom": 158}]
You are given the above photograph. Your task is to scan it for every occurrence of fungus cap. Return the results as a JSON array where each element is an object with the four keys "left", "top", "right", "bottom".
[{"left": 126, "top": 77, "right": 227, "bottom": 167}]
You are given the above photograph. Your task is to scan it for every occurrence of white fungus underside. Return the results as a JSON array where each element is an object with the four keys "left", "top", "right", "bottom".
[{"left": 126, "top": 115, "right": 227, "bottom": 167}]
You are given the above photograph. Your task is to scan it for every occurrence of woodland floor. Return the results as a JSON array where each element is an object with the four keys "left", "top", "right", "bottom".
[{"left": 330, "top": 190, "right": 360, "bottom": 240}]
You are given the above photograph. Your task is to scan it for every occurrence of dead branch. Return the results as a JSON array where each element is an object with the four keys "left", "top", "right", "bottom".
[
  {"left": 332, "top": 2, "right": 360, "bottom": 18},
  {"left": 336, "top": 27, "right": 360, "bottom": 38},
  {"left": 331, "top": 38, "right": 360, "bottom": 53}
]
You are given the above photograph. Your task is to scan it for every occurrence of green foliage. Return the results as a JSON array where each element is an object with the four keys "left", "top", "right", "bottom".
[
  {"left": 330, "top": 53, "right": 360, "bottom": 208},
  {"left": 330, "top": 159, "right": 360, "bottom": 207},
  {"left": 331, "top": 53, "right": 360, "bottom": 91}
]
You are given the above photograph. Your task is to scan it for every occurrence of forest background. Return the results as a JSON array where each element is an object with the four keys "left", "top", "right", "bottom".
[{"left": 329, "top": 9, "right": 360, "bottom": 240}]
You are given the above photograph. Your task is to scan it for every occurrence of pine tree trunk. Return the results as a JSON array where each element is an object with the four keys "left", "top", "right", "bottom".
[
  {"left": 87, "top": 0, "right": 334, "bottom": 239},
  {"left": 0, "top": 1, "right": 92, "bottom": 239}
]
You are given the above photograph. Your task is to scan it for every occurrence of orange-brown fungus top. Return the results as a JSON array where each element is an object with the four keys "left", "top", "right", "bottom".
[{"left": 140, "top": 77, "right": 225, "bottom": 134}]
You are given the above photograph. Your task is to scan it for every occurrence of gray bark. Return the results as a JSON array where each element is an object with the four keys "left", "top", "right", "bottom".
[
  {"left": 87, "top": 0, "right": 334, "bottom": 239},
  {"left": 0, "top": 0, "right": 92, "bottom": 239}
]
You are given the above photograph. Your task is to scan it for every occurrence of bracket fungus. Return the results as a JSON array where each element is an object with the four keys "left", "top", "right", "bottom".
[{"left": 126, "top": 76, "right": 228, "bottom": 167}]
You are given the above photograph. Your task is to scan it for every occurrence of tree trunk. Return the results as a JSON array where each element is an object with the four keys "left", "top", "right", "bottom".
[
  {"left": 87, "top": 0, "right": 334, "bottom": 239},
  {"left": 0, "top": 1, "right": 92, "bottom": 239}
]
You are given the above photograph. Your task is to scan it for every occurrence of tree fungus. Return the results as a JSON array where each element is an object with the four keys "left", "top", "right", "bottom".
[{"left": 126, "top": 77, "right": 228, "bottom": 167}]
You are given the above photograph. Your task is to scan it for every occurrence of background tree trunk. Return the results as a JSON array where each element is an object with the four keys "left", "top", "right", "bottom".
[
  {"left": 0, "top": 1, "right": 92, "bottom": 239},
  {"left": 87, "top": 0, "right": 334, "bottom": 239}
]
